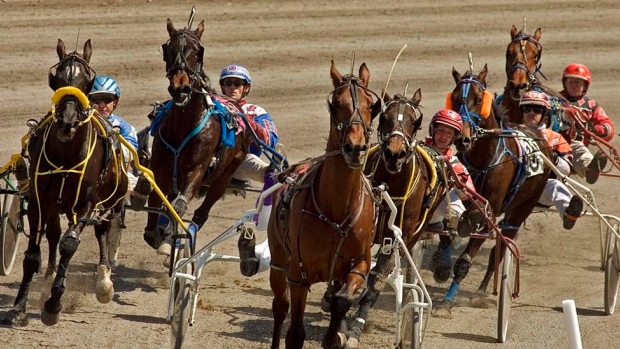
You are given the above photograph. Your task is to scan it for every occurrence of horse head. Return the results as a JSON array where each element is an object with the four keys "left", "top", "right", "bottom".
[
  {"left": 505, "top": 25, "right": 542, "bottom": 100},
  {"left": 449, "top": 64, "right": 497, "bottom": 152},
  {"left": 48, "top": 39, "right": 96, "bottom": 94},
  {"left": 52, "top": 87, "right": 91, "bottom": 142},
  {"left": 162, "top": 18, "right": 206, "bottom": 107},
  {"left": 327, "top": 61, "right": 381, "bottom": 169},
  {"left": 377, "top": 89, "right": 423, "bottom": 173}
]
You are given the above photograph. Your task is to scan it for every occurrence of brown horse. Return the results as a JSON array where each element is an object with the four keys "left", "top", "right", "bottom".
[
  {"left": 141, "top": 18, "right": 251, "bottom": 254},
  {"left": 432, "top": 65, "right": 552, "bottom": 317},
  {"left": 3, "top": 87, "right": 129, "bottom": 327},
  {"left": 348, "top": 89, "right": 445, "bottom": 345},
  {"left": 267, "top": 61, "right": 380, "bottom": 349},
  {"left": 500, "top": 25, "right": 544, "bottom": 124}
]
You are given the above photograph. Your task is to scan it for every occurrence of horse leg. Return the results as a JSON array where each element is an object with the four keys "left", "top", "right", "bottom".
[
  {"left": 433, "top": 236, "right": 486, "bottom": 318},
  {"left": 431, "top": 234, "right": 453, "bottom": 283},
  {"left": 143, "top": 191, "right": 165, "bottom": 250},
  {"left": 39, "top": 216, "right": 61, "bottom": 311},
  {"left": 472, "top": 224, "right": 520, "bottom": 307},
  {"left": 286, "top": 284, "right": 308, "bottom": 349},
  {"left": 41, "top": 220, "right": 87, "bottom": 326},
  {"left": 326, "top": 264, "right": 368, "bottom": 349},
  {"left": 347, "top": 250, "right": 392, "bottom": 347},
  {"left": 1, "top": 229, "right": 44, "bottom": 326},
  {"left": 95, "top": 218, "right": 114, "bottom": 304},
  {"left": 269, "top": 266, "right": 289, "bottom": 349}
]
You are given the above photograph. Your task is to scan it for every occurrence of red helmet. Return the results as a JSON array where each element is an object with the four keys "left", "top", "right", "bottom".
[
  {"left": 562, "top": 63, "right": 591, "bottom": 85},
  {"left": 431, "top": 109, "right": 463, "bottom": 135},
  {"left": 519, "top": 91, "right": 550, "bottom": 109}
]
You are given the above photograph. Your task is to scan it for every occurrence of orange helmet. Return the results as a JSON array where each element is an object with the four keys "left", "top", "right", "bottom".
[
  {"left": 519, "top": 91, "right": 550, "bottom": 109},
  {"left": 431, "top": 109, "right": 463, "bottom": 135},
  {"left": 562, "top": 63, "right": 591, "bottom": 85}
]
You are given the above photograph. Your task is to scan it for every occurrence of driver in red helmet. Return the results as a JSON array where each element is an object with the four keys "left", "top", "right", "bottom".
[
  {"left": 426, "top": 109, "right": 480, "bottom": 283},
  {"left": 560, "top": 63, "right": 614, "bottom": 184}
]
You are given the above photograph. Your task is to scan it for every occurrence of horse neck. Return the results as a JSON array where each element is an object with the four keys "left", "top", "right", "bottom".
[
  {"left": 463, "top": 112, "right": 503, "bottom": 168},
  {"left": 51, "top": 122, "right": 94, "bottom": 163},
  {"left": 168, "top": 92, "right": 208, "bottom": 133},
  {"left": 501, "top": 85, "right": 523, "bottom": 124},
  {"left": 316, "top": 154, "right": 364, "bottom": 219}
]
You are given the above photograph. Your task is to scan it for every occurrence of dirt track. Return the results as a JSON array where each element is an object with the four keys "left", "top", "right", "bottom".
[{"left": 1, "top": 0, "right": 619, "bottom": 348}]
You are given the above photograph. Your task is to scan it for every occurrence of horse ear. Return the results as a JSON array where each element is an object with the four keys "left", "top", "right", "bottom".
[
  {"left": 330, "top": 60, "right": 342, "bottom": 88},
  {"left": 83, "top": 39, "right": 92, "bottom": 64},
  {"left": 359, "top": 63, "right": 370, "bottom": 87},
  {"left": 56, "top": 39, "right": 66, "bottom": 60},
  {"left": 478, "top": 64, "right": 488, "bottom": 86},
  {"left": 166, "top": 18, "right": 176, "bottom": 36},
  {"left": 194, "top": 20, "right": 205, "bottom": 39},
  {"left": 510, "top": 25, "right": 518, "bottom": 40},
  {"left": 451, "top": 66, "right": 461, "bottom": 84},
  {"left": 533, "top": 27, "right": 542, "bottom": 42},
  {"left": 411, "top": 88, "right": 422, "bottom": 106}
]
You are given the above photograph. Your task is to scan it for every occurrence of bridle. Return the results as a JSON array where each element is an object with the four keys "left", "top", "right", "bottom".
[
  {"left": 378, "top": 96, "right": 422, "bottom": 155},
  {"left": 326, "top": 75, "right": 381, "bottom": 150},
  {"left": 48, "top": 52, "right": 96, "bottom": 92},
  {"left": 453, "top": 76, "right": 488, "bottom": 139},
  {"left": 505, "top": 33, "right": 545, "bottom": 86},
  {"left": 162, "top": 29, "right": 206, "bottom": 89}
]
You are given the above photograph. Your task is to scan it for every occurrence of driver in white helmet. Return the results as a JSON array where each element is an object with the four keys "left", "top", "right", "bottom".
[{"left": 218, "top": 63, "right": 280, "bottom": 277}]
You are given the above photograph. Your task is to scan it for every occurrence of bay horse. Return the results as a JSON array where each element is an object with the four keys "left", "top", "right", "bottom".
[
  {"left": 432, "top": 65, "right": 552, "bottom": 317},
  {"left": 267, "top": 61, "right": 381, "bottom": 349},
  {"left": 500, "top": 25, "right": 544, "bottom": 124},
  {"left": 142, "top": 18, "right": 251, "bottom": 253},
  {"left": 3, "top": 86, "right": 129, "bottom": 326},
  {"left": 348, "top": 89, "right": 445, "bottom": 345}
]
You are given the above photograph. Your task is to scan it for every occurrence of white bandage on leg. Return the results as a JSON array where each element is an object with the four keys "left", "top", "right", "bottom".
[{"left": 255, "top": 238, "right": 271, "bottom": 274}]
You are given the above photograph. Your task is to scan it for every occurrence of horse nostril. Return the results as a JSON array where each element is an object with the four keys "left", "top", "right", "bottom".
[
  {"left": 462, "top": 137, "right": 471, "bottom": 147},
  {"left": 343, "top": 143, "right": 354, "bottom": 154},
  {"left": 181, "top": 85, "right": 191, "bottom": 95}
]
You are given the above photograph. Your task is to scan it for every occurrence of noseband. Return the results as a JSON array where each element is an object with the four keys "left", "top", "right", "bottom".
[
  {"left": 378, "top": 97, "right": 422, "bottom": 155},
  {"left": 505, "top": 33, "right": 545, "bottom": 84},
  {"left": 326, "top": 75, "right": 380, "bottom": 150}
]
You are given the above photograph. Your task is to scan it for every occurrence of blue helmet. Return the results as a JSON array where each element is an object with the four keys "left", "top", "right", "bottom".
[
  {"left": 219, "top": 64, "right": 252, "bottom": 84},
  {"left": 90, "top": 75, "right": 121, "bottom": 99}
]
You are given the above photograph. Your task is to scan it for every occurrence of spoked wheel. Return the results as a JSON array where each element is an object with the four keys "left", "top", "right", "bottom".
[
  {"left": 170, "top": 242, "right": 192, "bottom": 349},
  {"left": 0, "top": 175, "right": 22, "bottom": 276},
  {"left": 604, "top": 224, "right": 620, "bottom": 315},
  {"left": 399, "top": 289, "right": 421, "bottom": 349},
  {"left": 497, "top": 246, "right": 514, "bottom": 343}
]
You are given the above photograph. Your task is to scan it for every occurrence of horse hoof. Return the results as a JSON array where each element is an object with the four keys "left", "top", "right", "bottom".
[
  {"left": 96, "top": 286, "right": 115, "bottom": 304},
  {"left": 470, "top": 293, "right": 493, "bottom": 309},
  {"left": 143, "top": 229, "right": 162, "bottom": 250},
  {"left": 432, "top": 301, "right": 453, "bottom": 319},
  {"left": 320, "top": 291, "right": 332, "bottom": 313},
  {"left": 347, "top": 326, "right": 362, "bottom": 348},
  {"left": 2, "top": 310, "right": 28, "bottom": 327},
  {"left": 163, "top": 255, "right": 171, "bottom": 268},
  {"left": 40, "top": 309, "right": 61, "bottom": 326},
  {"left": 433, "top": 265, "right": 452, "bottom": 284}
]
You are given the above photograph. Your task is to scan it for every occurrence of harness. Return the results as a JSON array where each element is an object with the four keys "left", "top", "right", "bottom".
[
  {"left": 32, "top": 88, "right": 124, "bottom": 243},
  {"left": 506, "top": 32, "right": 546, "bottom": 84}
]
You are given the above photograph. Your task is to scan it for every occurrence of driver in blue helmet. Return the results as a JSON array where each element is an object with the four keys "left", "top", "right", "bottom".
[{"left": 89, "top": 75, "right": 139, "bottom": 200}]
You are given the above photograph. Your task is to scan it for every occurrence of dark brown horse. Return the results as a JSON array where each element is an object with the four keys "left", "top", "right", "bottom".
[
  {"left": 500, "top": 25, "right": 544, "bottom": 124},
  {"left": 267, "top": 61, "right": 380, "bottom": 349},
  {"left": 348, "top": 89, "right": 445, "bottom": 345},
  {"left": 3, "top": 87, "right": 129, "bottom": 327},
  {"left": 432, "top": 65, "right": 552, "bottom": 317},
  {"left": 141, "top": 18, "right": 251, "bottom": 254}
]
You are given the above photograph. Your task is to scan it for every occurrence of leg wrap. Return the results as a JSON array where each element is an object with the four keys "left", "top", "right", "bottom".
[{"left": 59, "top": 230, "right": 80, "bottom": 256}]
